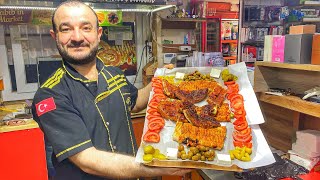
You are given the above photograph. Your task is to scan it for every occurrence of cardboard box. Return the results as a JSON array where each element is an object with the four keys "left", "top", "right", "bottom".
[
  {"left": 284, "top": 34, "right": 313, "bottom": 64},
  {"left": 312, "top": 34, "right": 320, "bottom": 65},
  {"left": 272, "top": 36, "right": 285, "bottom": 63},
  {"left": 289, "top": 25, "right": 316, "bottom": 35}
]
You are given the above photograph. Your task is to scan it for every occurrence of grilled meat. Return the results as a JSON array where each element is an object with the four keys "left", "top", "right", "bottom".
[
  {"left": 162, "top": 79, "right": 178, "bottom": 98},
  {"left": 173, "top": 122, "right": 226, "bottom": 150},
  {"left": 157, "top": 100, "right": 187, "bottom": 122},
  {"left": 182, "top": 102, "right": 221, "bottom": 129},
  {"left": 175, "top": 88, "right": 208, "bottom": 104}
]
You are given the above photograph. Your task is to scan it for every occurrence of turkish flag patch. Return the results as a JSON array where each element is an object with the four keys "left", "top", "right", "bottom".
[{"left": 36, "top": 97, "right": 57, "bottom": 117}]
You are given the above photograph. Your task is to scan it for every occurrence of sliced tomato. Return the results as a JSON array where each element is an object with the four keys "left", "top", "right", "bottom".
[
  {"left": 148, "top": 121, "right": 165, "bottom": 131},
  {"left": 224, "top": 81, "right": 235, "bottom": 86},
  {"left": 227, "top": 87, "right": 239, "bottom": 94},
  {"left": 227, "top": 93, "right": 238, "bottom": 101},
  {"left": 234, "top": 120, "right": 248, "bottom": 131},
  {"left": 147, "top": 116, "right": 165, "bottom": 124},
  {"left": 152, "top": 83, "right": 162, "bottom": 89},
  {"left": 233, "top": 116, "right": 246, "bottom": 126},
  {"left": 235, "top": 128, "right": 252, "bottom": 138},
  {"left": 149, "top": 128, "right": 161, "bottom": 133},
  {"left": 230, "top": 94, "right": 244, "bottom": 102},
  {"left": 231, "top": 98, "right": 244, "bottom": 110},
  {"left": 148, "top": 101, "right": 158, "bottom": 109},
  {"left": 153, "top": 93, "right": 166, "bottom": 102},
  {"left": 153, "top": 88, "right": 164, "bottom": 94},
  {"left": 233, "top": 141, "right": 253, "bottom": 148},
  {"left": 233, "top": 107, "right": 246, "bottom": 118},
  {"left": 143, "top": 131, "right": 160, "bottom": 143},
  {"left": 147, "top": 108, "right": 160, "bottom": 116},
  {"left": 227, "top": 83, "right": 239, "bottom": 90},
  {"left": 233, "top": 133, "right": 252, "bottom": 143},
  {"left": 152, "top": 77, "right": 161, "bottom": 83}
]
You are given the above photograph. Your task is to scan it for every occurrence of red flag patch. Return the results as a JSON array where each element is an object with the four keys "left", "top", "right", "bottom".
[{"left": 36, "top": 97, "right": 56, "bottom": 117}]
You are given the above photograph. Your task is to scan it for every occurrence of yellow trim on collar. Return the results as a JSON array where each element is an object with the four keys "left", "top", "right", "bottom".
[{"left": 62, "top": 62, "right": 97, "bottom": 83}]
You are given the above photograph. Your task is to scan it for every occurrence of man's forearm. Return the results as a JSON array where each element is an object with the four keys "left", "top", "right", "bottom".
[
  {"left": 70, "top": 147, "right": 175, "bottom": 179},
  {"left": 132, "top": 82, "right": 152, "bottom": 113}
]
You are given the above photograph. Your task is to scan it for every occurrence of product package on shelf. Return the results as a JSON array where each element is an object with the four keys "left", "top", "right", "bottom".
[
  {"left": 242, "top": 45, "right": 257, "bottom": 62},
  {"left": 135, "top": 63, "right": 275, "bottom": 171},
  {"left": 284, "top": 34, "right": 313, "bottom": 64},
  {"left": 271, "top": 36, "right": 285, "bottom": 63}
]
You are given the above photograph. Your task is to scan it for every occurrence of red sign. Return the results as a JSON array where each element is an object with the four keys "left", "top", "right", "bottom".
[{"left": 0, "top": 9, "right": 32, "bottom": 24}]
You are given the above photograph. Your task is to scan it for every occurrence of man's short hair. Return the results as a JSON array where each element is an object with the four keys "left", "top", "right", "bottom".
[{"left": 51, "top": 0, "right": 99, "bottom": 33}]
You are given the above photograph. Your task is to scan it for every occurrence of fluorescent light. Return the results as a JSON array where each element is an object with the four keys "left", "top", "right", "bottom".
[
  {"left": 152, "top": 5, "right": 175, "bottom": 12},
  {"left": 0, "top": 4, "right": 176, "bottom": 13},
  {"left": 0, "top": 6, "right": 55, "bottom": 10},
  {"left": 94, "top": 8, "right": 151, "bottom": 12}
]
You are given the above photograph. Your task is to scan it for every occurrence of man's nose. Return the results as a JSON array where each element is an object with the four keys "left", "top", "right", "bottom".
[{"left": 70, "top": 28, "right": 84, "bottom": 42}]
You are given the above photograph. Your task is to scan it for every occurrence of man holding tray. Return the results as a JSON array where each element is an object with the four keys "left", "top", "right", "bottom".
[{"left": 32, "top": 1, "right": 191, "bottom": 179}]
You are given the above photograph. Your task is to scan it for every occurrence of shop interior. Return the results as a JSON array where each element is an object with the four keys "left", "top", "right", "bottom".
[{"left": 0, "top": 0, "right": 320, "bottom": 179}]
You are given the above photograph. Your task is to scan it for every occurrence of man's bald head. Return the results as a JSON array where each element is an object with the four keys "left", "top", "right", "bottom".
[{"left": 51, "top": 0, "right": 99, "bottom": 33}]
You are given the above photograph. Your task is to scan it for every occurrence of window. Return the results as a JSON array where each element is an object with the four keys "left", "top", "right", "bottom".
[{"left": 0, "top": 25, "right": 58, "bottom": 101}]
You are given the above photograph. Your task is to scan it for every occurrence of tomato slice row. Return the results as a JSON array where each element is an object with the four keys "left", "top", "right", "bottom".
[
  {"left": 144, "top": 78, "right": 167, "bottom": 143},
  {"left": 226, "top": 80, "right": 253, "bottom": 149}
]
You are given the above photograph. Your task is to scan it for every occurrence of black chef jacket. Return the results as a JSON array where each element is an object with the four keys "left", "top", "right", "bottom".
[{"left": 32, "top": 59, "right": 138, "bottom": 180}]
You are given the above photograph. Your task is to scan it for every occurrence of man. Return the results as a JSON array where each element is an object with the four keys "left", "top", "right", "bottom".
[{"left": 32, "top": 1, "right": 191, "bottom": 179}]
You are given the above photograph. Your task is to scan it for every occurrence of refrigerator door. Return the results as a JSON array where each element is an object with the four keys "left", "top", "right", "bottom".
[{"left": 203, "top": 18, "right": 221, "bottom": 52}]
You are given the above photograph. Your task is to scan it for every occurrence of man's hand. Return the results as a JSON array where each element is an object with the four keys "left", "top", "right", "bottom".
[
  {"left": 163, "top": 64, "right": 174, "bottom": 69},
  {"left": 69, "top": 147, "right": 193, "bottom": 179}
]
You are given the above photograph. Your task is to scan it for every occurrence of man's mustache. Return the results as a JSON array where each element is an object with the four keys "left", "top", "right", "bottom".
[{"left": 67, "top": 42, "right": 89, "bottom": 48}]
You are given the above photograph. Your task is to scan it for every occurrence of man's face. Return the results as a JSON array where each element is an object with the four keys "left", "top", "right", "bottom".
[{"left": 51, "top": 5, "right": 102, "bottom": 65}]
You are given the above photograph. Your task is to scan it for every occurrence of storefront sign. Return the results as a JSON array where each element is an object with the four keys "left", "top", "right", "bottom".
[
  {"left": 32, "top": 10, "right": 52, "bottom": 25},
  {"left": 96, "top": 11, "right": 122, "bottom": 26},
  {"left": 0, "top": 9, "right": 32, "bottom": 24},
  {"left": 0, "top": 9, "right": 53, "bottom": 25}
]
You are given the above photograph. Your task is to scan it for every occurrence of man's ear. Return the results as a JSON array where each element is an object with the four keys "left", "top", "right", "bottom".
[
  {"left": 97, "top": 27, "right": 103, "bottom": 42},
  {"left": 50, "top": 29, "right": 56, "bottom": 40}
]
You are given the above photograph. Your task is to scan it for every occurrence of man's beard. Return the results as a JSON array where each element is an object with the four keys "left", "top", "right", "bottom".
[{"left": 56, "top": 40, "right": 99, "bottom": 65}]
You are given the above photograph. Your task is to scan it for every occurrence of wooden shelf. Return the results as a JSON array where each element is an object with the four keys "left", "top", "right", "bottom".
[
  {"left": 258, "top": 93, "right": 320, "bottom": 118},
  {"left": 255, "top": 61, "right": 320, "bottom": 72},
  {"left": 254, "top": 61, "right": 320, "bottom": 151},
  {"left": 162, "top": 44, "right": 196, "bottom": 53},
  {"left": 221, "top": 40, "right": 238, "bottom": 44}
]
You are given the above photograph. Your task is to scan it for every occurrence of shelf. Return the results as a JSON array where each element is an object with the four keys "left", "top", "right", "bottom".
[
  {"left": 304, "top": 1, "right": 320, "bottom": 6},
  {"left": 257, "top": 93, "right": 320, "bottom": 118},
  {"left": 162, "top": 18, "right": 206, "bottom": 22},
  {"left": 255, "top": 61, "right": 320, "bottom": 72},
  {"left": 162, "top": 44, "right": 196, "bottom": 53},
  {"left": 241, "top": 41, "right": 264, "bottom": 44},
  {"left": 221, "top": 40, "right": 238, "bottom": 44},
  {"left": 303, "top": 17, "right": 320, "bottom": 23},
  {"left": 223, "top": 56, "right": 237, "bottom": 60}
]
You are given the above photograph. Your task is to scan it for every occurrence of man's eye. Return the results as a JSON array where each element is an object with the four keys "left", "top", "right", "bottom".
[
  {"left": 61, "top": 28, "right": 70, "bottom": 32},
  {"left": 83, "top": 26, "right": 92, "bottom": 31}
]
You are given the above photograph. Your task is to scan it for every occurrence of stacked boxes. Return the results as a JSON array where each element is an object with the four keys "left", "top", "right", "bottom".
[
  {"left": 262, "top": 25, "right": 316, "bottom": 64},
  {"left": 289, "top": 25, "right": 316, "bottom": 35}
]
